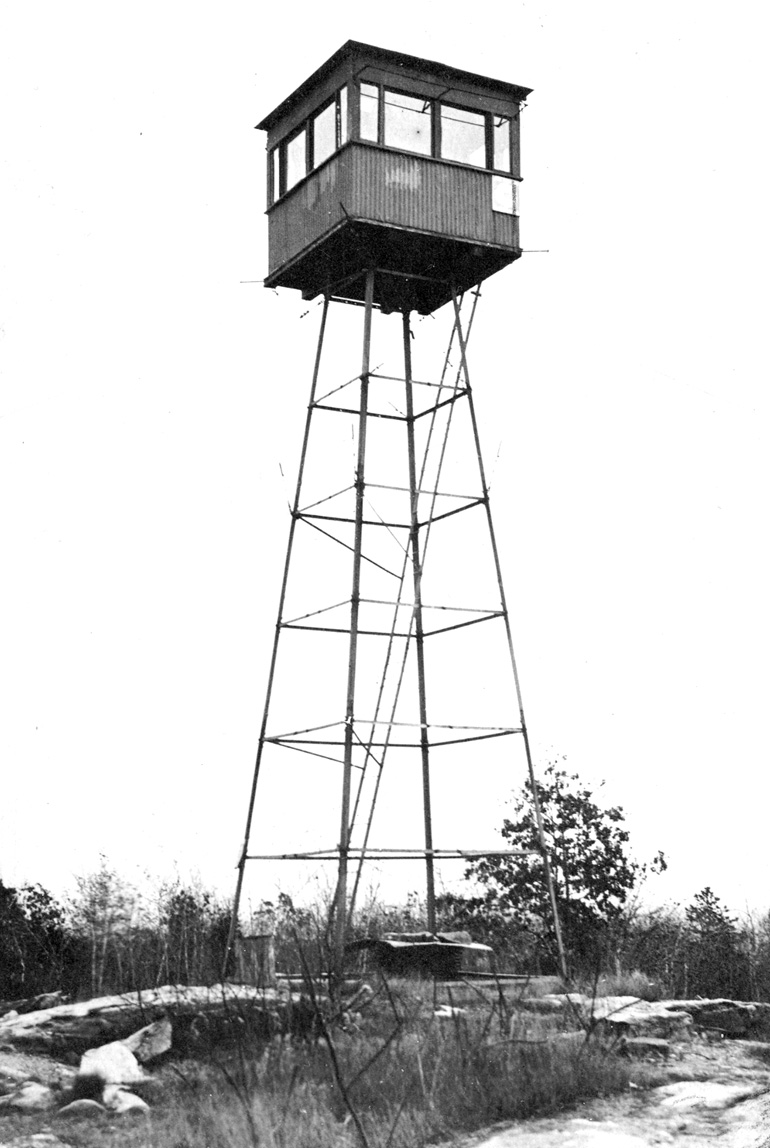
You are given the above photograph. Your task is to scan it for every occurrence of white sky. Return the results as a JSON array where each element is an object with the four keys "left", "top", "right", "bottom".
[{"left": 1, "top": 1, "right": 768, "bottom": 918}]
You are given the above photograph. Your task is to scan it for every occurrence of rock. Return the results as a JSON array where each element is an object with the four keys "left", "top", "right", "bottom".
[
  {"left": 103, "top": 1085, "right": 150, "bottom": 1115},
  {"left": 78, "top": 1040, "right": 146, "bottom": 1086},
  {"left": 434, "top": 1005, "right": 466, "bottom": 1019},
  {"left": 655, "top": 1080, "right": 766, "bottom": 1110},
  {"left": 55, "top": 1097, "right": 107, "bottom": 1118},
  {"left": 618, "top": 1036, "right": 670, "bottom": 1058},
  {"left": 0, "top": 992, "right": 66, "bottom": 1020},
  {"left": 577, "top": 998, "right": 692, "bottom": 1041},
  {"left": 693, "top": 1003, "right": 756, "bottom": 1037},
  {"left": 520, "top": 997, "right": 568, "bottom": 1014},
  {"left": 122, "top": 1016, "right": 172, "bottom": 1063},
  {"left": 0, "top": 1064, "right": 31, "bottom": 1093},
  {"left": 0, "top": 1135, "right": 67, "bottom": 1148},
  {"left": 0, "top": 1081, "right": 56, "bottom": 1111}
]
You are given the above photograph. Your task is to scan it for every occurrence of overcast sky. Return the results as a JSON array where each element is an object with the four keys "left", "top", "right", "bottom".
[{"left": 2, "top": 1, "right": 768, "bottom": 918}]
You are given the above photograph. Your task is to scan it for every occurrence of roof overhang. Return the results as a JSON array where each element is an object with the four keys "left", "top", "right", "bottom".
[{"left": 257, "top": 40, "right": 532, "bottom": 132}]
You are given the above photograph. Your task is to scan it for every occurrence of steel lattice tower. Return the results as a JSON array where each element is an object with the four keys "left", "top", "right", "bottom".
[{"left": 226, "top": 42, "right": 566, "bottom": 979}]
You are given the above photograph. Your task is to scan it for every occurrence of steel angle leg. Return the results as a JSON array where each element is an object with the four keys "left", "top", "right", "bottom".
[
  {"left": 402, "top": 310, "right": 437, "bottom": 931},
  {"left": 333, "top": 269, "right": 375, "bottom": 979},
  {"left": 448, "top": 287, "right": 569, "bottom": 983},
  {"left": 224, "top": 294, "right": 331, "bottom": 978}
]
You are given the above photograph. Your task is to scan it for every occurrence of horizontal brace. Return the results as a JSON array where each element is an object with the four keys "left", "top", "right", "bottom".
[
  {"left": 246, "top": 848, "right": 539, "bottom": 861},
  {"left": 265, "top": 730, "right": 520, "bottom": 748},
  {"left": 366, "top": 482, "right": 478, "bottom": 501},
  {"left": 298, "top": 512, "right": 410, "bottom": 530},
  {"left": 424, "top": 612, "right": 503, "bottom": 637},
  {"left": 312, "top": 403, "right": 406, "bottom": 421},
  {"left": 360, "top": 598, "right": 499, "bottom": 615},
  {"left": 281, "top": 624, "right": 415, "bottom": 637},
  {"left": 370, "top": 373, "right": 446, "bottom": 390},
  {"left": 412, "top": 389, "right": 468, "bottom": 420},
  {"left": 372, "top": 265, "right": 454, "bottom": 286},
  {"left": 357, "top": 719, "right": 517, "bottom": 731},
  {"left": 329, "top": 295, "right": 383, "bottom": 310},
  {"left": 419, "top": 496, "right": 486, "bottom": 528},
  {"left": 314, "top": 372, "right": 362, "bottom": 406},
  {"left": 299, "top": 483, "right": 355, "bottom": 514},
  {"left": 282, "top": 599, "right": 350, "bottom": 627}
]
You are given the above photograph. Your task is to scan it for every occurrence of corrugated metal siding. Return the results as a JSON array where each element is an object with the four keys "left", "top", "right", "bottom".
[
  {"left": 267, "top": 144, "right": 517, "bottom": 277},
  {"left": 347, "top": 146, "right": 516, "bottom": 247},
  {"left": 267, "top": 151, "right": 350, "bottom": 274}
]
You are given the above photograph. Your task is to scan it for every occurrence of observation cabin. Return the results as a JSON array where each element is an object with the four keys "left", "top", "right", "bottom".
[{"left": 258, "top": 42, "right": 531, "bottom": 315}]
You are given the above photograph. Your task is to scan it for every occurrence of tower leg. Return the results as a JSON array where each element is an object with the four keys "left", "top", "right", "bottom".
[
  {"left": 402, "top": 310, "right": 436, "bottom": 931},
  {"left": 228, "top": 281, "right": 567, "bottom": 986},
  {"left": 224, "top": 295, "right": 331, "bottom": 979},
  {"left": 449, "top": 286, "right": 568, "bottom": 982},
  {"left": 333, "top": 269, "right": 375, "bottom": 980}
]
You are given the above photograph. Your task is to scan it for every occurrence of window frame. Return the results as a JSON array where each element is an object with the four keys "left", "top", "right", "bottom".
[
  {"left": 310, "top": 95, "right": 339, "bottom": 171},
  {"left": 357, "top": 82, "right": 516, "bottom": 180},
  {"left": 382, "top": 85, "right": 434, "bottom": 158},
  {"left": 268, "top": 85, "right": 350, "bottom": 207},
  {"left": 267, "top": 83, "right": 519, "bottom": 209},
  {"left": 438, "top": 100, "right": 487, "bottom": 169}
]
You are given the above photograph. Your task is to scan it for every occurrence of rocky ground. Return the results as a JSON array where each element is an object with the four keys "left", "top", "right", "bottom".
[
  {"left": 465, "top": 1011, "right": 770, "bottom": 1148},
  {"left": 2, "top": 988, "right": 770, "bottom": 1147}
]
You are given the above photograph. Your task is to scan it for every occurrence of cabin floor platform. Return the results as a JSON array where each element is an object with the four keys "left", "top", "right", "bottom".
[{"left": 264, "top": 219, "right": 521, "bottom": 315}]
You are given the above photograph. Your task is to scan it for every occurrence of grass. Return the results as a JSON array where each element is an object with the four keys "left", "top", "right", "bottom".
[
  {"left": 0, "top": 976, "right": 644, "bottom": 1148},
  {"left": 573, "top": 970, "right": 665, "bottom": 1002}
]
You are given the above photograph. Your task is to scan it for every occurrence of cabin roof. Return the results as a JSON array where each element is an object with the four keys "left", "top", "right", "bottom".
[{"left": 256, "top": 40, "right": 532, "bottom": 132}]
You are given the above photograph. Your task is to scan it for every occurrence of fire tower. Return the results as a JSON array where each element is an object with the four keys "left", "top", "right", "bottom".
[{"left": 228, "top": 41, "right": 565, "bottom": 976}]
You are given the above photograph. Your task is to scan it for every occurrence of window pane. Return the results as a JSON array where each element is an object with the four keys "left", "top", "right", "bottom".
[
  {"left": 339, "top": 85, "right": 348, "bottom": 144},
  {"left": 270, "top": 148, "right": 279, "bottom": 202},
  {"left": 313, "top": 101, "right": 336, "bottom": 168},
  {"left": 360, "top": 82, "right": 379, "bottom": 142},
  {"left": 493, "top": 116, "right": 511, "bottom": 172},
  {"left": 492, "top": 175, "right": 518, "bottom": 214},
  {"left": 285, "top": 128, "right": 306, "bottom": 191},
  {"left": 384, "top": 90, "right": 432, "bottom": 155},
  {"left": 441, "top": 104, "right": 485, "bottom": 167}
]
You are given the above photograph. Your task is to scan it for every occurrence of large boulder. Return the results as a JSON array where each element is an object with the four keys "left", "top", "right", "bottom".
[
  {"left": 0, "top": 1081, "right": 57, "bottom": 1112},
  {"left": 103, "top": 1085, "right": 150, "bottom": 1116},
  {"left": 541, "top": 995, "right": 693, "bottom": 1040},
  {"left": 55, "top": 1098, "right": 106, "bottom": 1119},
  {"left": 77, "top": 1041, "right": 146, "bottom": 1089},
  {"left": 122, "top": 1017, "right": 172, "bottom": 1064}
]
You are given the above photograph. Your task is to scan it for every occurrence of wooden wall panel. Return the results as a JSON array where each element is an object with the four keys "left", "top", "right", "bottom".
[
  {"left": 347, "top": 146, "right": 516, "bottom": 247},
  {"left": 267, "top": 143, "right": 517, "bottom": 279},
  {"left": 267, "top": 150, "right": 350, "bottom": 274}
]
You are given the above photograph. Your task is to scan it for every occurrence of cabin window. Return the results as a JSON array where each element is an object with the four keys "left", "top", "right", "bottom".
[
  {"left": 285, "top": 127, "right": 307, "bottom": 192},
  {"left": 312, "top": 100, "right": 337, "bottom": 168},
  {"left": 360, "top": 82, "right": 379, "bottom": 142},
  {"left": 492, "top": 175, "right": 518, "bottom": 215},
  {"left": 269, "top": 148, "right": 280, "bottom": 203},
  {"left": 440, "top": 104, "right": 485, "bottom": 168},
  {"left": 384, "top": 89, "right": 432, "bottom": 156},
  {"left": 357, "top": 83, "right": 516, "bottom": 176},
  {"left": 493, "top": 116, "right": 511, "bottom": 172},
  {"left": 338, "top": 85, "right": 349, "bottom": 146},
  {"left": 269, "top": 86, "right": 349, "bottom": 205}
]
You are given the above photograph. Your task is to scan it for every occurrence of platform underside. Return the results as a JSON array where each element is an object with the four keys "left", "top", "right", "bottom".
[{"left": 264, "top": 219, "right": 520, "bottom": 315}]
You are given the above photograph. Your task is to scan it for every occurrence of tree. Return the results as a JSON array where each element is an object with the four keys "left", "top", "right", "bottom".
[
  {"left": 461, "top": 763, "right": 666, "bottom": 973},
  {"left": 683, "top": 887, "right": 749, "bottom": 999},
  {"left": 0, "top": 881, "right": 70, "bottom": 999},
  {"left": 69, "top": 857, "right": 137, "bottom": 996}
]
